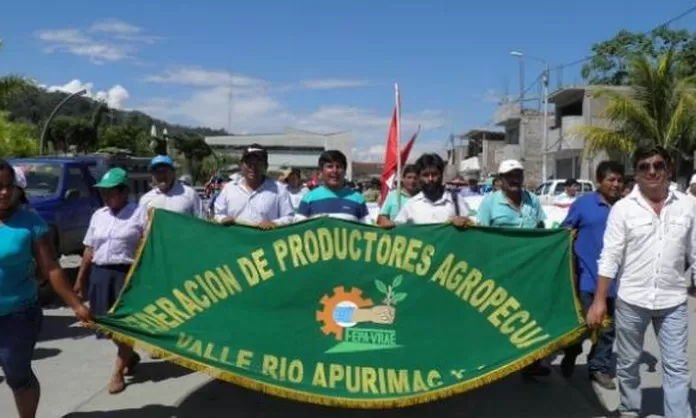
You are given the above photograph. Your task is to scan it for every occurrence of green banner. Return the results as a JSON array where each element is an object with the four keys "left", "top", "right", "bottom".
[{"left": 94, "top": 209, "right": 585, "bottom": 408}]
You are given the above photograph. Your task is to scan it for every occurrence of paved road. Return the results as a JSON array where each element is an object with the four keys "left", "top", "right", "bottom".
[{"left": 2, "top": 269, "right": 695, "bottom": 417}]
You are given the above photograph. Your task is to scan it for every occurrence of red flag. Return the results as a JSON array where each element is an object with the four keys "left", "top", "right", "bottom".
[{"left": 379, "top": 112, "right": 420, "bottom": 205}]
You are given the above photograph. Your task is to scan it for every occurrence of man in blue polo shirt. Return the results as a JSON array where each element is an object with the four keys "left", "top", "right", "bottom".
[
  {"left": 477, "top": 159, "right": 549, "bottom": 377},
  {"left": 560, "top": 161, "right": 625, "bottom": 389}
]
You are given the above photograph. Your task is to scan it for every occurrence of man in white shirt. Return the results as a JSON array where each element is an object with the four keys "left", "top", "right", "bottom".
[
  {"left": 214, "top": 144, "right": 293, "bottom": 228},
  {"left": 394, "top": 153, "right": 471, "bottom": 226},
  {"left": 140, "top": 155, "right": 202, "bottom": 217},
  {"left": 554, "top": 178, "right": 579, "bottom": 206},
  {"left": 587, "top": 146, "right": 694, "bottom": 418}
]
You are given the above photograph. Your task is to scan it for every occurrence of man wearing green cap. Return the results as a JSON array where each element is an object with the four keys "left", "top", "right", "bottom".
[{"left": 74, "top": 167, "right": 148, "bottom": 394}]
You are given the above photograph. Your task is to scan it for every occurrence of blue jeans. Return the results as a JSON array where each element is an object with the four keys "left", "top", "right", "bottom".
[
  {"left": 564, "top": 292, "right": 615, "bottom": 374},
  {"left": 0, "top": 303, "right": 43, "bottom": 390},
  {"left": 615, "top": 298, "right": 692, "bottom": 418}
]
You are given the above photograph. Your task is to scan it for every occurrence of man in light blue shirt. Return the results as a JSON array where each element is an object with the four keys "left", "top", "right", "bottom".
[
  {"left": 477, "top": 161, "right": 546, "bottom": 229},
  {"left": 476, "top": 159, "right": 549, "bottom": 378}
]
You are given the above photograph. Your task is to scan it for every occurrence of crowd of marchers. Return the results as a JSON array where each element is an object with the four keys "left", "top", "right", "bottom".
[{"left": 0, "top": 144, "right": 693, "bottom": 418}]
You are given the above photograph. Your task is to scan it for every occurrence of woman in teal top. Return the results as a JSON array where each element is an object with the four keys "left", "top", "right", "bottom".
[
  {"left": 376, "top": 164, "right": 418, "bottom": 227},
  {"left": 0, "top": 159, "right": 91, "bottom": 418}
]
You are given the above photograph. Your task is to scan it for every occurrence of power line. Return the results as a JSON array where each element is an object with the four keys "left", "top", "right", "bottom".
[{"left": 555, "top": 4, "right": 696, "bottom": 72}]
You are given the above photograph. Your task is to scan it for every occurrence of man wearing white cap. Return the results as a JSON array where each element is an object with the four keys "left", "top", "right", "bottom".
[{"left": 477, "top": 159, "right": 551, "bottom": 377}]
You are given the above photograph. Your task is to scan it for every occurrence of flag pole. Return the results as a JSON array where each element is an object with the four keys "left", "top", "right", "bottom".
[{"left": 395, "top": 82, "right": 402, "bottom": 211}]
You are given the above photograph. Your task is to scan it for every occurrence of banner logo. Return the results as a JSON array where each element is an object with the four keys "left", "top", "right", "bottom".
[{"left": 317, "top": 276, "right": 408, "bottom": 354}]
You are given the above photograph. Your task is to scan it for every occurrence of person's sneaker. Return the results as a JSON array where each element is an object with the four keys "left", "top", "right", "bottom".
[
  {"left": 522, "top": 361, "right": 551, "bottom": 377},
  {"left": 560, "top": 354, "right": 577, "bottom": 377},
  {"left": 590, "top": 371, "right": 616, "bottom": 390}
]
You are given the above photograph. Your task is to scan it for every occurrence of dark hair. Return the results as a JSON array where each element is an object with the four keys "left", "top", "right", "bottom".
[
  {"left": 318, "top": 150, "right": 347, "bottom": 169},
  {"left": 633, "top": 146, "right": 671, "bottom": 169},
  {"left": 564, "top": 178, "right": 578, "bottom": 187},
  {"left": 595, "top": 160, "right": 625, "bottom": 182},
  {"left": 0, "top": 159, "right": 15, "bottom": 181},
  {"left": 623, "top": 178, "right": 635, "bottom": 190},
  {"left": 402, "top": 164, "right": 418, "bottom": 176},
  {"left": 414, "top": 153, "right": 446, "bottom": 174},
  {"left": 0, "top": 159, "right": 26, "bottom": 205},
  {"left": 493, "top": 176, "right": 502, "bottom": 183}
]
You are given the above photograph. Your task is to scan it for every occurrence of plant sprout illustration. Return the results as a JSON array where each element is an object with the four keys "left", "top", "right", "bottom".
[{"left": 375, "top": 275, "right": 408, "bottom": 307}]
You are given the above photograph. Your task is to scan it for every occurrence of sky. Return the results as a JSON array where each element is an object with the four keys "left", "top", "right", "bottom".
[{"left": 1, "top": 0, "right": 695, "bottom": 161}]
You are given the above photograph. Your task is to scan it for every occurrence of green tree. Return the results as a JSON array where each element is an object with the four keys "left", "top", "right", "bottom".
[
  {"left": 172, "top": 133, "right": 213, "bottom": 183},
  {"left": 0, "top": 112, "right": 39, "bottom": 157},
  {"left": 99, "top": 123, "right": 152, "bottom": 155},
  {"left": 47, "top": 116, "right": 96, "bottom": 153},
  {"left": 582, "top": 28, "right": 696, "bottom": 85},
  {"left": 578, "top": 51, "right": 696, "bottom": 174}
]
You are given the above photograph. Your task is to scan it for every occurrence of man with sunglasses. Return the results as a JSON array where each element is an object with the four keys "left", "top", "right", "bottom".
[{"left": 587, "top": 147, "right": 694, "bottom": 418}]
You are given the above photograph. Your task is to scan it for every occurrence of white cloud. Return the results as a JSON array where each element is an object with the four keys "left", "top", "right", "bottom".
[
  {"left": 301, "top": 79, "right": 372, "bottom": 89},
  {"left": 44, "top": 79, "right": 130, "bottom": 109},
  {"left": 35, "top": 19, "right": 161, "bottom": 64},
  {"left": 90, "top": 19, "right": 141, "bottom": 35},
  {"left": 142, "top": 67, "right": 267, "bottom": 89},
  {"left": 138, "top": 68, "right": 447, "bottom": 161}
]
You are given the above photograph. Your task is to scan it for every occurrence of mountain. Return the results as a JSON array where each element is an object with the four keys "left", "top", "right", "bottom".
[{"left": 4, "top": 85, "right": 227, "bottom": 138}]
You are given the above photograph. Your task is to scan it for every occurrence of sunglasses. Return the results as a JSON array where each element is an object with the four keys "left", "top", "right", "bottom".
[{"left": 636, "top": 161, "right": 667, "bottom": 172}]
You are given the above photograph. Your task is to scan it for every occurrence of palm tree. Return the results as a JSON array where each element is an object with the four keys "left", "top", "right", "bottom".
[
  {"left": 578, "top": 50, "right": 696, "bottom": 166},
  {"left": 0, "top": 40, "right": 30, "bottom": 108}
]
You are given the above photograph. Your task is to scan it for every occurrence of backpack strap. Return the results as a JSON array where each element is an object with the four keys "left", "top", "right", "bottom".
[{"left": 450, "top": 190, "right": 460, "bottom": 217}]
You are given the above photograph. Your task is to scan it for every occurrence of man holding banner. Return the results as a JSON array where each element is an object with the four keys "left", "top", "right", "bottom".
[
  {"left": 393, "top": 154, "right": 471, "bottom": 226},
  {"left": 559, "top": 161, "right": 625, "bottom": 389},
  {"left": 587, "top": 147, "right": 694, "bottom": 418},
  {"left": 476, "top": 159, "right": 550, "bottom": 377}
]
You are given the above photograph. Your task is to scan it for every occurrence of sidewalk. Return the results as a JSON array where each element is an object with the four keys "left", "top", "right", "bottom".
[{"left": 1, "top": 299, "right": 694, "bottom": 418}]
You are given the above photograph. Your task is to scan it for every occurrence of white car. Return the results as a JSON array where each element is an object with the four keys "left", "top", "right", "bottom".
[{"left": 534, "top": 179, "right": 595, "bottom": 205}]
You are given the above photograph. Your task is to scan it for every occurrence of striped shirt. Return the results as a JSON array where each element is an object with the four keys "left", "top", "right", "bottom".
[
  {"left": 295, "top": 186, "right": 370, "bottom": 223},
  {"left": 213, "top": 178, "right": 294, "bottom": 225}
]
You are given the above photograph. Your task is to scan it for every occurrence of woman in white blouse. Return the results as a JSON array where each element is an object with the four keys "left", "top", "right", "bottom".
[{"left": 74, "top": 168, "right": 148, "bottom": 395}]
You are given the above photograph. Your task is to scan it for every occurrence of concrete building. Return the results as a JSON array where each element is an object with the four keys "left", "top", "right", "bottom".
[
  {"left": 547, "top": 85, "right": 623, "bottom": 179},
  {"left": 204, "top": 129, "right": 353, "bottom": 179},
  {"left": 493, "top": 102, "right": 554, "bottom": 187},
  {"left": 445, "top": 129, "right": 505, "bottom": 180}
]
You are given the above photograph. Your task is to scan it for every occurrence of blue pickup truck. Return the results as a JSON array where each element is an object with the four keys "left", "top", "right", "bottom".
[{"left": 10, "top": 157, "right": 103, "bottom": 256}]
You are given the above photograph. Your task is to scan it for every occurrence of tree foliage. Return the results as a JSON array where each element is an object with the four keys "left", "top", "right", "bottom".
[
  {"left": 171, "top": 133, "right": 213, "bottom": 183},
  {"left": 0, "top": 112, "right": 39, "bottom": 157},
  {"left": 578, "top": 51, "right": 696, "bottom": 165},
  {"left": 582, "top": 27, "right": 696, "bottom": 85}
]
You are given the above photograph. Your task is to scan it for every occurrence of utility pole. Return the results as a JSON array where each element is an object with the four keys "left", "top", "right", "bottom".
[{"left": 542, "top": 63, "right": 550, "bottom": 182}]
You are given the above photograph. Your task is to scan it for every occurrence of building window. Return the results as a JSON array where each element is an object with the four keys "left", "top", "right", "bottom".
[{"left": 506, "top": 126, "right": 519, "bottom": 145}]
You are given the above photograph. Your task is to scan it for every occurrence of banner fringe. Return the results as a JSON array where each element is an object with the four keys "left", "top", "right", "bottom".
[{"left": 89, "top": 323, "right": 587, "bottom": 409}]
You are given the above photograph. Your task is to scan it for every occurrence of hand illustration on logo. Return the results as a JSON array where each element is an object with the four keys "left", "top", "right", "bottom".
[{"left": 343, "top": 305, "right": 396, "bottom": 325}]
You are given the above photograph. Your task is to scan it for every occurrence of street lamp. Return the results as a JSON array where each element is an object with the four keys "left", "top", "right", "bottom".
[
  {"left": 39, "top": 89, "right": 88, "bottom": 155},
  {"left": 510, "top": 50, "right": 550, "bottom": 182}
]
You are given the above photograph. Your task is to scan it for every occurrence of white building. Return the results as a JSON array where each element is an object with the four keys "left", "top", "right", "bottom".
[{"left": 204, "top": 129, "right": 353, "bottom": 179}]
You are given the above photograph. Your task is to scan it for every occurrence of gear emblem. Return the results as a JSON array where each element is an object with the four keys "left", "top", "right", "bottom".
[{"left": 316, "top": 286, "right": 373, "bottom": 340}]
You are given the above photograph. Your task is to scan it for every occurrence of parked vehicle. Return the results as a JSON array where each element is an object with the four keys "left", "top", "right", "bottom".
[
  {"left": 10, "top": 157, "right": 102, "bottom": 256},
  {"left": 534, "top": 179, "right": 595, "bottom": 205}
]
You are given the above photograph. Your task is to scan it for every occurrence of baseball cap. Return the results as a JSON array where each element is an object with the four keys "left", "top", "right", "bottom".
[
  {"left": 12, "top": 166, "right": 27, "bottom": 189},
  {"left": 498, "top": 160, "right": 524, "bottom": 174},
  {"left": 95, "top": 168, "right": 128, "bottom": 189},
  {"left": 149, "top": 154, "right": 174, "bottom": 170},
  {"left": 241, "top": 144, "right": 268, "bottom": 163},
  {"left": 690, "top": 174, "right": 696, "bottom": 186}
]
